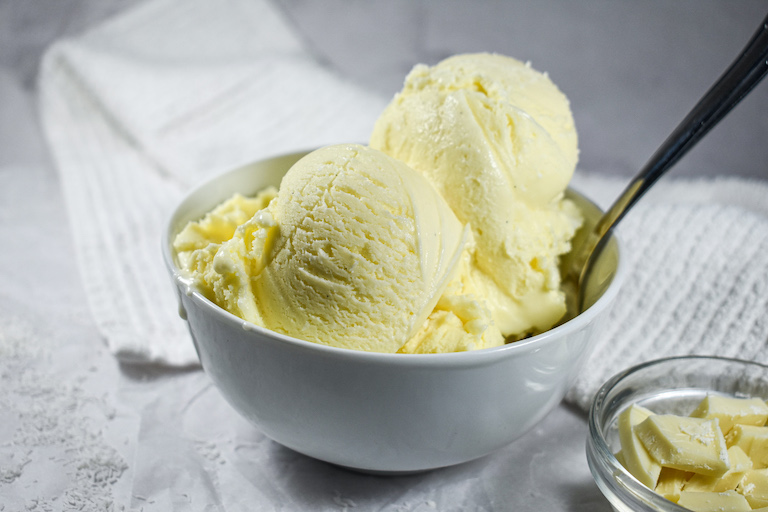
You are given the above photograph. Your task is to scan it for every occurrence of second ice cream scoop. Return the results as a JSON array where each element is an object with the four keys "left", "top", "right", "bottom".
[{"left": 371, "top": 53, "right": 582, "bottom": 339}]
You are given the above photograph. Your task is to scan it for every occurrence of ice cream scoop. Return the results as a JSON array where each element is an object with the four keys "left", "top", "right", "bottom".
[
  {"left": 252, "top": 143, "right": 470, "bottom": 353},
  {"left": 174, "top": 143, "right": 506, "bottom": 353},
  {"left": 371, "top": 53, "right": 582, "bottom": 338}
]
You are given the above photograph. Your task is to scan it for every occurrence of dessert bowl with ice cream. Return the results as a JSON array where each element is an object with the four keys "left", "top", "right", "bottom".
[{"left": 163, "top": 53, "right": 624, "bottom": 472}]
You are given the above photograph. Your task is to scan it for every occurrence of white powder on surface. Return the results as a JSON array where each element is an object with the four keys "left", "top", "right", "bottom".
[{"left": 679, "top": 420, "right": 715, "bottom": 447}]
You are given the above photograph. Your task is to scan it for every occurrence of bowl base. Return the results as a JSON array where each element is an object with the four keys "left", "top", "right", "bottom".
[{"left": 330, "top": 462, "right": 437, "bottom": 476}]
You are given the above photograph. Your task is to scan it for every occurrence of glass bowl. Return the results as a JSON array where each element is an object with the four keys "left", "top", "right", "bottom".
[{"left": 587, "top": 355, "right": 768, "bottom": 511}]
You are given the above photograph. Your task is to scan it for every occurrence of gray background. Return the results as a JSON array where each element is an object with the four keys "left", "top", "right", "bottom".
[{"left": 2, "top": 0, "right": 767, "bottom": 179}]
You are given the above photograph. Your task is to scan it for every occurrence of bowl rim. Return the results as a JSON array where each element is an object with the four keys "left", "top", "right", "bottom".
[
  {"left": 587, "top": 355, "right": 768, "bottom": 511},
  {"left": 162, "top": 149, "right": 627, "bottom": 367}
]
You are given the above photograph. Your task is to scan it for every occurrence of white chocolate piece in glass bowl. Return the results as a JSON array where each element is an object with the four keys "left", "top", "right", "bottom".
[
  {"left": 634, "top": 415, "right": 730, "bottom": 477},
  {"left": 617, "top": 403, "right": 662, "bottom": 488},
  {"left": 676, "top": 490, "right": 750, "bottom": 512},
  {"left": 655, "top": 467, "right": 692, "bottom": 503},
  {"left": 727, "top": 424, "right": 768, "bottom": 469},
  {"left": 684, "top": 446, "right": 753, "bottom": 493},
  {"left": 616, "top": 393, "right": 768, "bottom": 510},
  {"left": 691, "top": 395, "right": 768, "bottom": 435},
  {"left": 739, "top": 468, "right": 768, "bottom": 508}
]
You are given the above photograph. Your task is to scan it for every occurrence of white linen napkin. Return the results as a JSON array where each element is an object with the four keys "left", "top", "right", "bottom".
[{"left": 38, "top": 0, "right": 768, "bottom": 406}]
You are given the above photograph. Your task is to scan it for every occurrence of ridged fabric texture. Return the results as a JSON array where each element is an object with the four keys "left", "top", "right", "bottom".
[
  {"left": 38, "top": 0, "right": 768, "bottom": 408},
  {"left": 567, "top": 174, "right": 768, "bottom": 409},
  {"left": 38, "top": 0, "right": 386, "bottom": 366}
]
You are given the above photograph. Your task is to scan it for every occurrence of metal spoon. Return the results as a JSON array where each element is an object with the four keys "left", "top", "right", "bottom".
[{"left": 573, "top": 13, "right": 768, "bottom": 311}]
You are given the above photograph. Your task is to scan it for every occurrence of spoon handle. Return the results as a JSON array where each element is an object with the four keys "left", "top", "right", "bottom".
[{"left": 593, "top": 13, "right": 768, "bottom": 240}]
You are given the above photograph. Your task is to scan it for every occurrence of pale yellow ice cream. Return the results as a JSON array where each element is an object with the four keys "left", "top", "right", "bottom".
[
  {"left": 175, "top": 52, "right": 583, "bottom": 352},
  {"left": 174, "top": 144, "right": 504, "bottom": 353},
  {"left": 370, "top": 53, "right": 582, "bottom": 338}
]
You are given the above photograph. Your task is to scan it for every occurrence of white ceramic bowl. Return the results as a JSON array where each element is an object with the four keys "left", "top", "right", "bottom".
[
  {"left": 162, "top": 150, "right": 625, "bottom": 473},
  {"left": 587, "top": 356, "right": 768, "bottom": 512}
]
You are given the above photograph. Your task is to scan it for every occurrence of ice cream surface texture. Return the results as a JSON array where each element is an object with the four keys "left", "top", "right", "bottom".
[
  {"left": 174, "top": 144, "right": 504, "bottom": 353},
  {"left": 174, "top": 52, "right": 583, "bottom": 352},
  {"left": 371, "top": 53, "right": 582, "bottom": 338}
]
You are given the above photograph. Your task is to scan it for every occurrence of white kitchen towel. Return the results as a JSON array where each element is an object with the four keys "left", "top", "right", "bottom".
[
  {"left": 566, "top": 174, "right": 768, "bottom": 409},
  {"left": 38, "top": 0, "right": 768, "bottom": 406},
  {"left": 38, "top": 0, "right": 387, "bottom": 366}
]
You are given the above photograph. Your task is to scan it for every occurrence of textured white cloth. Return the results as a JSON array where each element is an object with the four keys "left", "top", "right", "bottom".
[
  {"left": 38, "top": 0, "right": 387, "bottom": 366},
  {"left": 567, "top": 174, "right": 768, "bottom": 409},
  {"left": 38, "top": 0, "right": 768, "bottom": 407}
]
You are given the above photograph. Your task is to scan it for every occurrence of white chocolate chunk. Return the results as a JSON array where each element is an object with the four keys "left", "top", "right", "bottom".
[
  {"left": 676, "top": 490, "right": 750, "bottom": 512},
  {"left": 635, "top": 415, "right": 730, "bottom": 477},
  {"left": 684, "top": 445, "right": 753, "bottom": 492},
  {"left": 727, "top": 424, "right": 768, "bottom": 469},
  {"left": 615, "top": 394, "right": 768, "bottom": 509},
  {"left": 618, "top": 403, "right": 662, "bottom": 488},
  {"left": 614, "top": 450, "right": 629, "bottom": 470},
  {"left": 691, "top": 395, "right": 768, "bottom": 435},
  {"left": 739, "top": 468, "right": 768, "bottom": 508},
  {"left": 655, "top": 467, "right": 692, "bottom": 502}
]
